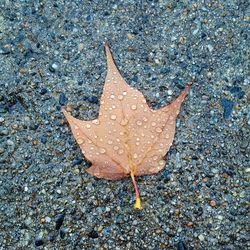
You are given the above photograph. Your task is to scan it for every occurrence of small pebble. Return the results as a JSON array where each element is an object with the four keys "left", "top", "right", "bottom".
[
  {"left": 198, "top": 234, "right": 205, "bottom": 241},
  {"left": 88, "top": 229, "right": 98, "bottom": 238},
  {"left": 55, "top": 214, "right": 65, "bottom": 230},
  {"left": 34, "top": 238, "right": 44, "bottom": 246},
  {"left": 59, "top": 93, "right": 68, "bottom": 106},
  {"left": 88, "top": 96, "right": 98, "bottom": 104},
  {"left": 177, "top": 241, "right": 187, "bottom": 250},
  {"left": 167, "top": 89, "right": 173, "bottom": 95},
  {"left": 221, "top": 98, "right": 234, "bottom": 119},
  {"left": 209, "top": 200, "right": 216, "bottom": 207},
  {"left": 49, "top": 63, "right": 59, "bottom": 72},
  {"left": 6, "top": 140, "right": 14, "bottom": 146}
]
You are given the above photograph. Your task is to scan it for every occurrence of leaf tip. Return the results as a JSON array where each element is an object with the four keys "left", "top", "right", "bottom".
[{"left": 134, "top": 197, "right": 142, "bottom": 210}]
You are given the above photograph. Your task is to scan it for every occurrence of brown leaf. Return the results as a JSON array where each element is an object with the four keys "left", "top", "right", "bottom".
[{"left": 63, "top": 43, "right": 191, "bottom": 209}]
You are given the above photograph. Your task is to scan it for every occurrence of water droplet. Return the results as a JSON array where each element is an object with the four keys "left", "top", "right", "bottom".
[
  {"left": 118, "top": 95, "right": 123, "bottom": 100},
  {"left": 100, "top": 148, "right": 106, "bottom": 154},
  {"left": 165, "top": 134, "right": 170, "bottom": 139},
  {"left": 131, "top": 105, "right": 137, "bottom": 110},
  {"left": 141, "top": 133, "right": 145, "bottom": 137},
  {"left": 159, "top": 160, "right": 165, "bottom": 166},
  {"left": 136, "top": 137, "right": 140, "bottom": 141},
  {"left": 122, "top": 91, "right": 127, "bottom": 96},
  {"left": 113, "top": 146, "right": 119, "bottom": 151},
  {"left": 151, "top": 135, "right": 155, "bottom": 139},
  {"left": 136, "top": 142, "right": 140, "bottom": 146},
  {"left": 143, "top": 117, "right": 148, "bottom": 122},
  {"left": 116, "top": 138, "right": 120, "bottom": 142},
  {"left": 86, "top": 124, "right": 91, "bottom": 129},
  {"left": 90, "top": 147, "right": 94, "bottom": 150},
  {"left": 112, "top": 105, "right": 116, "bottom": 109},
  {"left": 110, "top": 114, "right": 117, "bottom": 120},
  {"left": 142, "top": 99, "right": 146, "bottom": 104},
  {"left": 156, "top": 127, "right": 162, "bottom": 133},
  {"left": 153, "top": 155, "right": 158, "bottom": 161},
  {"left": 77, "top": 138, "right": 84, "bottom": 144},
  {"left": 92, "top": 119, "right": 100, "bottom": 125},
  {"left": 100, "top": 100, "right": 105, "bottom": 104},
  {"left": 76, "top": 132, "right": 80, "bottom": 136},
  {"left": 136, "top": 120, "right": 142, "bottom": 126},
  {"left": 120, "top": 118, "right": 128, "bottom": 126},
  {"left": 151, "top": 122, "right": 156, "bottom": 127},
  {"left": 133, "top": 153, "right": 138, "bottom": 159},
  {"left": 94, "top": 135, "right": 98, "bottom": 139},
  {"left": 108, "top": 140, "right": 113, "bottom": 145},
  {"left": 110, "top": 94, "right": 115, "bottom": 99},
  {"left": 118, "top": 149, "right": 124, "bottom": 155}
]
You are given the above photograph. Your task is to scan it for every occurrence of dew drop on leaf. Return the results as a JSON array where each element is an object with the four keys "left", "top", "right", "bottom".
[
  {"left": 120, "top": 118, "right": 128, "bottom": 126},
  {"left": 118, "top": 149, "right": 124, "bottom": 154},
  {"left": 92, "top": 119, "right": 100, "bottom": 125},
  {"left": 136, "top": 120, "right": 142, "bottom": 126},
  {"left": 100, "top": 148, "right": 106, "bottom": 154},
  {"left": 77, "top": 138, "right": 84, "bottom": 144},
  {"left": 131, "top": 105, "right": 137, "bottom": 110},
  {"left": 159, "top": 160, "right": 165, "bottom": 166},
  {"left": 153, "top": 155, "right": 158, "bottom": 160},
  {"left": 156, "top": 127, "right": 162, "bottom": 133}
]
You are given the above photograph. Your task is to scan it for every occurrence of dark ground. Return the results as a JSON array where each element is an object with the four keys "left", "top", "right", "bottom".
[{"left": 0, "top": 1, "right": 249, "bottom": 249}]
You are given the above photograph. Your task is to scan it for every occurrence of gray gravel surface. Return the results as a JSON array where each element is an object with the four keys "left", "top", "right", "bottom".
[{"left": 0, "top": 1, "right": 249, "bottom": 249}]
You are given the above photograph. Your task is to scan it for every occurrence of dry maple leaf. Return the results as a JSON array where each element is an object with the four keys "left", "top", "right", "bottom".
[{"left": 62, "top": 43, "right": 191, "bottom": 209}]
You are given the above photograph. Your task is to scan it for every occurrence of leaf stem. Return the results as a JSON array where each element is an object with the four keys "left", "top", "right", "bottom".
[{"left": 130, "top": 171, "right": 142, "bottom": 209}]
